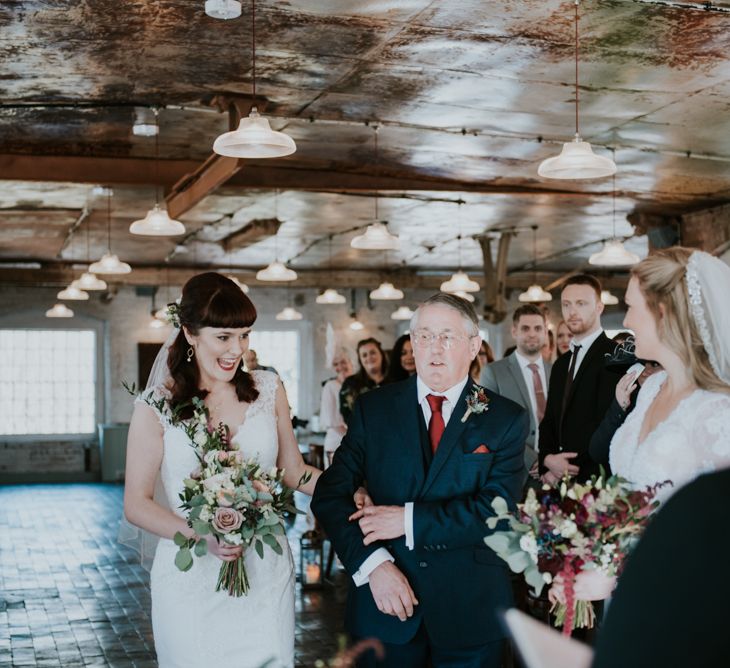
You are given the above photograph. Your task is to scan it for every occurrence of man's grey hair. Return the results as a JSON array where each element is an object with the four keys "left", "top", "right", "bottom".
[{"left": 410, "top": 293, "right": 480, "bottom": 336}]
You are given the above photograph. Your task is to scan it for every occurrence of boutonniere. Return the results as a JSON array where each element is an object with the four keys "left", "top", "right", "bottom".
[{"left": 461, "top": 385, "right": 489, "bottom": 423}]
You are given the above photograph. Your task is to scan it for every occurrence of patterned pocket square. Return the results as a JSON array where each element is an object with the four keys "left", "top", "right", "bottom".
[{"left": 472, "top": 444, "right": 490, "bottom": 454}]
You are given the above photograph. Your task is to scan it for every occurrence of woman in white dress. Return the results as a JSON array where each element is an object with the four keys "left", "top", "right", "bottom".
[
  {"left": 320, "top": 346, "right": 353, "bottom": 466},
  {"left": 123, "top": 272, "right": 321, "bottom": 668},
  {"left": 609, "top": 247, "right": 730, "bottom": 503}
]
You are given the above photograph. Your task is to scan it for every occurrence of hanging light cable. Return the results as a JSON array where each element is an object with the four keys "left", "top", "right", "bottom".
[
  {"left": 519, "top": 226, "right": 552, "bottom": 302},
  {"left": 441, "top": 203, "right": 479, "bottom": 293},
  {"left": 130, "top": 109, "right": 186, "bottom": 236},
  {"left": 537, "top": 0, "right": 616, "bottom": 180},
  {"left": 213, "top": 0, "right": 296, "bottom": 158},
  {"left": 90, "top": 189, "right": 131, "bottom": 274},
  {"left": 589, "top": 153, "right": 640, "bottom": 266},
  {"left": 77, "top": 211, "right": 106, "bottom": 291},
  {"left": 316, "top": 235, "right": 346, "bottom": 304},
  {"left": 351, "top": 126, "right": 399, "bottom": 250}
]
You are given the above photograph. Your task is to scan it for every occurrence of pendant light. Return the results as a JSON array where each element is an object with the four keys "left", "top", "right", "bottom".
[
  {"left": 130, "top": 109, "right": 186, "bottom": 236},
  {"left": 349, "top": 316, "right": 365, "bottom": 331},
  {"left": 537, "top": 1, "right": 616, "bottom": 180},
  {"left": 518, "top": 226, "right": 552, "bottom": 303},
  {"left": 77, "top": 216, "right": 107, "bottom": 291},
  {"left": 89, "top": 189, "right": 131, "bottom": 274},
  {"left": 440, "top": 207, "right": 480, "bottom": 294},
  {"left": 132, "top": 107, "right": 159, "bottom": 137},
  {"left": 370, "top": 281, "right": 404, "bottom": 300},
  {"left": 227, "top": 275, "right": 250, "bottom": 293},
  {"left": 204, "top": 0, "right": 242, "bottom": 20},
  {"left": 212, "top": 0, "right": 296, "bottom": 158},
  {"left": 316, "top": 236, "right": 346, "bottom": 304},
  {"left": 589, "top": 161, "right": 640, "bottom": 267},
  {"left": 601, "top": 290, "right": 619, "bottom": 305},
  {"left": 276, "top": 306, "right": 303, "bottom": 321},
  {"left": 453, "top": 290, "right": 476, "bottom": 303},
  {"left": 57, "top": 285, "right": 89, "bottom": 301},
  {"left": 351, "top": 127, "right": 399, "bottom": 250},
  {"left": 46, "top": 303, "right": 74, "bottom": 318},
  {"left": 391, "top": 305, "right": 414, "bottom": 321}
]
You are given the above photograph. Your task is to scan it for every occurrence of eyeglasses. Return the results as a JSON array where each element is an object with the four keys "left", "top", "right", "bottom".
[{"left": 412, "top": 330, "right": 475, "bottom": 350}]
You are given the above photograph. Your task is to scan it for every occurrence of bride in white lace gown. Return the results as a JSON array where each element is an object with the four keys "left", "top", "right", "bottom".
[
  {"left": 609, "top": 248, "right": 730, "bottom": 503},
  {"left": 123, "top": 273, "right": 320, "bottom": 668}
]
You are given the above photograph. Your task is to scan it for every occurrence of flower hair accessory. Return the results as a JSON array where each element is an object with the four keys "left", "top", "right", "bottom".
[
  {"left": 165, "top": 301, "right": 181, "bottom": 329},
  {"left": 461, "top": 385, "right": 489, "bottom": 423}
]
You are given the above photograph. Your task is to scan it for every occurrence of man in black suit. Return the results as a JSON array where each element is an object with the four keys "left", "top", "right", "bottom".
[
  {"left": 538, "top": 274, "right": 619, "bottom": 483},
  {"left": 312, "top": 293, "right": 528, "bottom": 667}
]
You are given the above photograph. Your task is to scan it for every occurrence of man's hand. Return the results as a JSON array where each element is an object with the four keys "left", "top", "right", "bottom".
[
  {"left": 528, "top": 461, "right": 540, "bottom": 479},
  {"left": 541, "top": 470, "right": 560, "bottom": 486},
  {"left": 368, "top": 561, "right": 419, "bottom": 621},
  {"left": 349, "top": 504, "right": 405, "bottom": 545},
  {"left": 353, "top": 486, "right": 373, "bottom": 510},
  {"left": 544, "top": 452, "right": 579, "bottom": 478}
]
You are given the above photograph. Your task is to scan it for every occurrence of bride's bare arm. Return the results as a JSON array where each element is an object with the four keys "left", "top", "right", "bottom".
[
  {"left": 123, "top": 403, "right": 193, "bottom": 541},
  {"left": 274, "top": 379, "right": 321, "bottom": 496},
  {"left": 123, "top": 403, "right": 242, "bottom": 561}
]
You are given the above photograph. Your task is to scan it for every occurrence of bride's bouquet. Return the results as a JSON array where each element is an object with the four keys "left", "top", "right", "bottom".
[
  {"left": 484, "top": 473, "right": 665, "bottom": 635},
  {"left": 139, "top": 390, "right": 308, "bottom": 596}
]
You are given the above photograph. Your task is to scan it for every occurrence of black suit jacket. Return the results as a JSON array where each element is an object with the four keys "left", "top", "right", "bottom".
[
  {"left": 593, "top": 469, "right": 730, "bottom": 668},
  {"left": 538, "top": 332, "right": 618, "bottom": 481},
  {"left": 311, "top": 375, "right": 529, "bottom": 648}
]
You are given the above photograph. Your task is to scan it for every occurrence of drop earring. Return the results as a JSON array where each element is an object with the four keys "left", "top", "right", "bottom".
[{"left": 186, "top": 346, "right": 194, "bottom": 362}]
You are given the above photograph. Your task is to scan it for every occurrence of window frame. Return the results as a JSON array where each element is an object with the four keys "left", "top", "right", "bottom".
[{"left": 0, "top": 309, "right": 105, "bottom": 442}]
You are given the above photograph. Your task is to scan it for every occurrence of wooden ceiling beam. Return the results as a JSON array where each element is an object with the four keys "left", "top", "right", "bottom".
[
  {"left": 0, "top": 265, "right": 629, "bottom": 291},
  {"left": 0, "top": 154, "right": 586, "bottom": 196}
]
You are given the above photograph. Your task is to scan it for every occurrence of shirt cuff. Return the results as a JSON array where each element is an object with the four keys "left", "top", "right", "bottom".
[
  {"left": 405, "top": 502, "right": 415, "bottom": 550},
  {"left": 352, "top": 548, "right": 394, "bottom": 587}
]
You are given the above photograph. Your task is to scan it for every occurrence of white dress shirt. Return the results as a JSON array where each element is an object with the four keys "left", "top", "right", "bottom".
[
  {"left": 351, "top": 375, "right": 470, "bottom": 586},
  {"left": 569, "top": 328, "right": 604, "bottom": 377},
  {"left": 513, "top": 351, "right": 547, "bottom": 427}
]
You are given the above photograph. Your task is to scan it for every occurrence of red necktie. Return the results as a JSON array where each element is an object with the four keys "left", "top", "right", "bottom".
[
  {"left": 527, "top": 363, "right": 546, "bottom": 423},
  {"left": 426, "top": 394, "right": 446, "bottom": 454}
]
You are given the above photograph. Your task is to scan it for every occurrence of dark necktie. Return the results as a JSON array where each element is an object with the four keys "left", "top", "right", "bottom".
[
  {"left": 426, "top": 394, "right": 446, "bottom": 454},
  {"left": 562, "top": 344, "right": 582, "bottom": 410},
  {"left": 527, "top": 363, "right": 546, "bottom": 423}
]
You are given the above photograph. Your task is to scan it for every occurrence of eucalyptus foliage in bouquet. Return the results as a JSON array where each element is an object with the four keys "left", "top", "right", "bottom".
[{"left": 485, "top": 473, "right": 665, "bottom": 635}]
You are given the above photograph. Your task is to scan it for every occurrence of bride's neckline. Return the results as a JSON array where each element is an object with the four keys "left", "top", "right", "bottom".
[{"left": 636, "top": 372, "right": 700, "bottom": 447}]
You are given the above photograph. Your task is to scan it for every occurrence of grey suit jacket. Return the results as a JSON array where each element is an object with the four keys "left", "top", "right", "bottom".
[{"left": 480, "top": 353, "right": 552, "bottom": 469}]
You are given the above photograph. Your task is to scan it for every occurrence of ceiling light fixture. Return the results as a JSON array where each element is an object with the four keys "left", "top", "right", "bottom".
[
  {"left": 275, "top": 306, "right": 303, "bottom": 321},
  {"left": 441, "top": 270, "right": 480, "bottom": 294},
  {"left": 204, "top": 0, "right": 242, "bottom": 20},
  {"left": 537, "top": 1, "right": 616, "bottom": 180},
  {"left": 316, "top": 288, "right": 346, "bottom": 305},
  {"left": 132, "top": 107, "right": 159, "bottom": 137},
  {"left": 391, "top": 305, "right": 414, "bottom": 321},
  {"left": 518, "top": 225, "right": 552, "bottom": 303},
  {"left": 89, "top": 189, "right": 132, "bottom": 274},
  {"left": 256, "top": 260, "right": 297, "bottom": 282},
  {"left": 46, "top": 303, "right": 74, "bottom": 318},
  {"left": 370, "top": 281, "right": 404, "bottom": 301},
  {"left": 351, "top": 127, "right": 400, "bottom": 250},
  {"left": 130, "top": 109, "right": 186, "bottom": 236},
  {"left": 57, "top": 285, "right": 89, "bottom": 301},
  {"left": 212, "top": 0, "right": 296, "bottom": 158},
  {"left": 601, "top": 290, "right": 619, "bottom": 305},
  {"left": 75, "top": 272, "right": 106, "bottom": 291},
  {"left": 349, "top": 317, "right": 365, "bottom": 331},
  {"left": 452, "top": 290, "right": 476, "bottom": 303},
  {"left": 227, "top": 275, "right": 250, "bottom": 293},
  {"left": 589, "top": 157, "right": 640, "bottom": 267}
]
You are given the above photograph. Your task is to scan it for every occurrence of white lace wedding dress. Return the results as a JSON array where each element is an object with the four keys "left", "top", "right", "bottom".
[
  {"left": 610, "top": 371, "right": 730, "bottom": 504},
  {"left": 144, "top": 370, "right": 295, "bottom": 668}
]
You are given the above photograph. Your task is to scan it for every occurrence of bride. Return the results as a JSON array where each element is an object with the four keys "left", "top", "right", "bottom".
[
  {"left": 122, "top": 272, "right": 320, "bottom": 667},
  {"left": 609, "top": 247, "right": 730, "bottom": 502}
]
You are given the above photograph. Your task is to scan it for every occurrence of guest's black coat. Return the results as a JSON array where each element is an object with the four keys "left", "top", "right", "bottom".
[{"left": 538, "top": 332, "right": 619, "bottom": 481}]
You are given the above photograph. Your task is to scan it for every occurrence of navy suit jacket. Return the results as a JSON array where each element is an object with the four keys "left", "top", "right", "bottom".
[{"left": 311, "top": 375, "right": 529, "bottom": 648}]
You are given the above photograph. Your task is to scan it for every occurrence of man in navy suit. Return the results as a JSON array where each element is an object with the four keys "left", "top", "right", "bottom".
[{"left": 312, "top": 293, "right": 528, "bottom": 667}]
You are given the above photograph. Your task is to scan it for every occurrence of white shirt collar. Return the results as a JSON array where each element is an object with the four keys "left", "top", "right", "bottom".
[
  {"left": 417, "top": 374, "right": 470, "bottom": 406},
  {"left": 571, "top": 328, "right": 603, "bottom": 352},
  {"left": 514, "top": 350, "right": 544, "bottom": 371}
]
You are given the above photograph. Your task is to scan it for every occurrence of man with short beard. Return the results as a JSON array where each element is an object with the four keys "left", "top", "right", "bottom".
[
  {"left": 538, "top": 274, "right": 619, "bottom": 483},
  {"left": 481, "top": 304, "right": 552, "bottom": 484}
]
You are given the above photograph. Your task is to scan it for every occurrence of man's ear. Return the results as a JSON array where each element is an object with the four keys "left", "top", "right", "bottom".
[{"left": 469, "top": 335, "right": 481, "bottom": 360}]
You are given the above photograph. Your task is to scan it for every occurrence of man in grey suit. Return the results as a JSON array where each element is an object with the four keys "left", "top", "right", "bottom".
[{"left": 480, "top": 304, "right": 551, "bottom": 482}]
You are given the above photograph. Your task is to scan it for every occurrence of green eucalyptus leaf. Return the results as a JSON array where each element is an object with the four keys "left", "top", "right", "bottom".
[
  {"left": 484, "top": 533, "right": 511, "bottom": 554},
  {"left": 506, "top": 550, "right": 530, "bottom": 574},
  {"left": 194, "top": 539, "right": 208, "bottom": 557},
  {"left": 175, "top": 548, "right": 193, "bottom": 572},
  {"left": 173, "top": 531, "right": 188, "bottom": 547},
  {"left": 491, "top": 497, "right": 509, "bottom": 516},
  {"left": 192, "top": 520, "right": 210, "bottom": 535},
  {"left": 255, "top": 539, "right": 264, "bottom": 560}
]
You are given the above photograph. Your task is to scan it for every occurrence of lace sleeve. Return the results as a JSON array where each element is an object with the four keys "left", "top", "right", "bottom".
[
  {"left": 690, "top": 392, "right": 730, "bottom": 473},
  {"left": 250, "top": 370, "right": 279, "bottom": 418},
  {"left": 134, "top": 385, "right": 173, "bottom": 430}
]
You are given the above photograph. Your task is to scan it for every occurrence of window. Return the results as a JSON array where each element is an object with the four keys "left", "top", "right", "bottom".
[
  {"left": 0, "top": 329, "right": 97, "bottom": 436},
  {"left": 248, "top": 330, "right": 301, "bottom": 415}
]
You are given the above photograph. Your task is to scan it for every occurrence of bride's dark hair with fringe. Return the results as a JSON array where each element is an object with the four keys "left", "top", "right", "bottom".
[{"left": 168, "top": 272, "right": 259, "bottom": 417}]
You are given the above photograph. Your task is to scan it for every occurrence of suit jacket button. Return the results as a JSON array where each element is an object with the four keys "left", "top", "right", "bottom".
[{"left": 419, "top": 561, "right": 428, "bottom": 568}]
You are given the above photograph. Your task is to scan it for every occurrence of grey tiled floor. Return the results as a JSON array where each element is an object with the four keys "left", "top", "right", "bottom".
[{"left": 0, "top": 484, "right": 347, "bottom": 667}]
